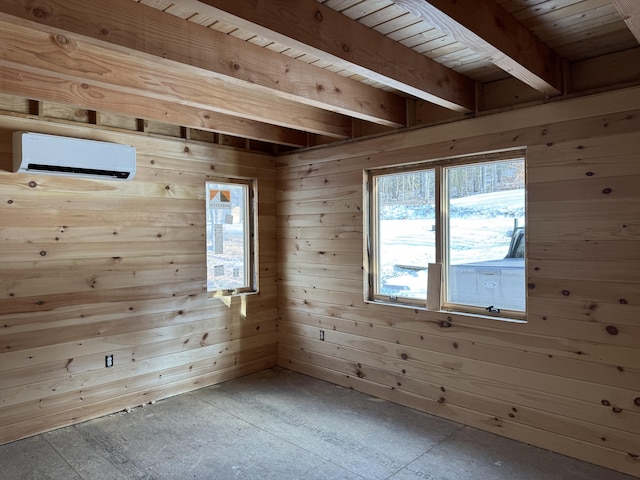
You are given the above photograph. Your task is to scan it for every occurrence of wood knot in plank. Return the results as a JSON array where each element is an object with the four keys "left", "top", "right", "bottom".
[
  {"left": 53, "top": 34, "right": 69, "bottom": 45},
  {"left": 494, "top": 16, "right": 506, "bottom": 32},
  {"left": 31, "top": 6, "right": 51, "bottom": 19},
  {"left": 605, "top": 325, "right": 618, "bottom": 335}
]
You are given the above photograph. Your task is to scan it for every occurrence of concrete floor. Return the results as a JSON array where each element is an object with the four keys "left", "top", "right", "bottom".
[{"left": 1, "top": 368, "right": 636, "bottom": 480}]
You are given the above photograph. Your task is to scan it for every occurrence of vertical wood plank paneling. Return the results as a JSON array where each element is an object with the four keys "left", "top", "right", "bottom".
[
  {"left": 277, "top": 87, "right": 640, "bottom": 477},
  {"left": 0, "top": 113, "right": 278, "bottom": 443}
]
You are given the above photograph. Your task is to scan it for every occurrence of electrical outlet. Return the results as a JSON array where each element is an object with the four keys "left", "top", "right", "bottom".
[
  {"left": 105, "top": 354, "right": 114, "bottom": 368},
  {"left": 319, "top": 330, "right": 325, "bottom": 341}
]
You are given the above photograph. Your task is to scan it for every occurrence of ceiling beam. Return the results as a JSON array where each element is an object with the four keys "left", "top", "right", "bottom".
[
  {"left": 612, "top": 0, "right": 640, "bottom": 44},
  {"left": 0, "top": 0, "right": 404, "bottom": 129},
  {"left": 394, "top": 0, "right": 564, "bottom": 97},
  {"left": 0, "top": 13, "right": 351, "bottom": 139},
  {"left": 196, "top": 0, "right": 476, "bottom": 112},
  {"left": 0, "top": 64, "right": 310, "bottom": 147}
]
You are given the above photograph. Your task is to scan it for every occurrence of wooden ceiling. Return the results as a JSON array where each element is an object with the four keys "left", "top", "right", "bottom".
[{"left": 0, "top": 0, "right": 638, "bottom": 150}]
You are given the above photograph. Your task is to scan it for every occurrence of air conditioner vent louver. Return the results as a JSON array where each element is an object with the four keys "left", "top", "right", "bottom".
[{"left": 12, "top": 131, "right": 136, "bottom": 181}]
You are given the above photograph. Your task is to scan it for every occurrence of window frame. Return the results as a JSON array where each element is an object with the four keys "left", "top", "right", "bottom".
[
  {"left": 205, "top": 176, "right": 258, "bottom": 298},
  {"left": 367, "top": 165, "right": 438, "bottom": 308},
  {"left": 365, "top": 151, "right": 526, "bottom": 321}
]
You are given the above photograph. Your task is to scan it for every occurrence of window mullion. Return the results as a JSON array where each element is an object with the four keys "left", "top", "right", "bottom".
[{"left": 435, "top": 166, "right": 444, "bottom": 265}]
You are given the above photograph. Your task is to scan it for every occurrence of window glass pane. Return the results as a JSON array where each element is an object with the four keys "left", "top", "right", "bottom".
[
  {"left": 206, "top": 182, "right": 250, "bottom": 293},
  {"left": 375, "top": 170, "right": 435, "bottom": 300},
  {"left": 445, "top": 159, "right": 525, "bottom": 311}
]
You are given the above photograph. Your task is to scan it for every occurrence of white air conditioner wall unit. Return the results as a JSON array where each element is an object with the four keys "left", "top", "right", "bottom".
[{"left": 12, "top": 131, "right": 136, "bottom": 181}]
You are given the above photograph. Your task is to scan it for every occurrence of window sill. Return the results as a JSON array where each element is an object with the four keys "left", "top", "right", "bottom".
[
  {"left": 208, "top": 289, "right": 259, "bottom": 299},
  {"left": 364, "top": 298, "right": 527, "bottom": 324}
]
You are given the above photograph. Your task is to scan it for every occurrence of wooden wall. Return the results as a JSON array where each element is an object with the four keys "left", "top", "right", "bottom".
[
  {"left": 277, "top": 86, "right": 640, "bottom": 477},
  {"left": 0, "top": 109, "right": 278, "bottom": 444},
  {"left": 1, "top": 83, "right": 639, "bottom": 477}
]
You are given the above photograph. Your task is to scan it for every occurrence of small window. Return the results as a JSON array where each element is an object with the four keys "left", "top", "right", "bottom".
[
  {"left": 366, "top": 154, "right": 525, "bottom": 320},
  {"left": 206, "top": 178, "right": 257, "bottom": 296}
]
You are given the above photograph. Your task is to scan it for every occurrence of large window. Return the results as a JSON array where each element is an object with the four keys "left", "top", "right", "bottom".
[
  {"left": 206, "top": 178, "right": 257, "bottom": 296},
  {"left": 367, "top": 154, "right": 525, "bottom": 319}
]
